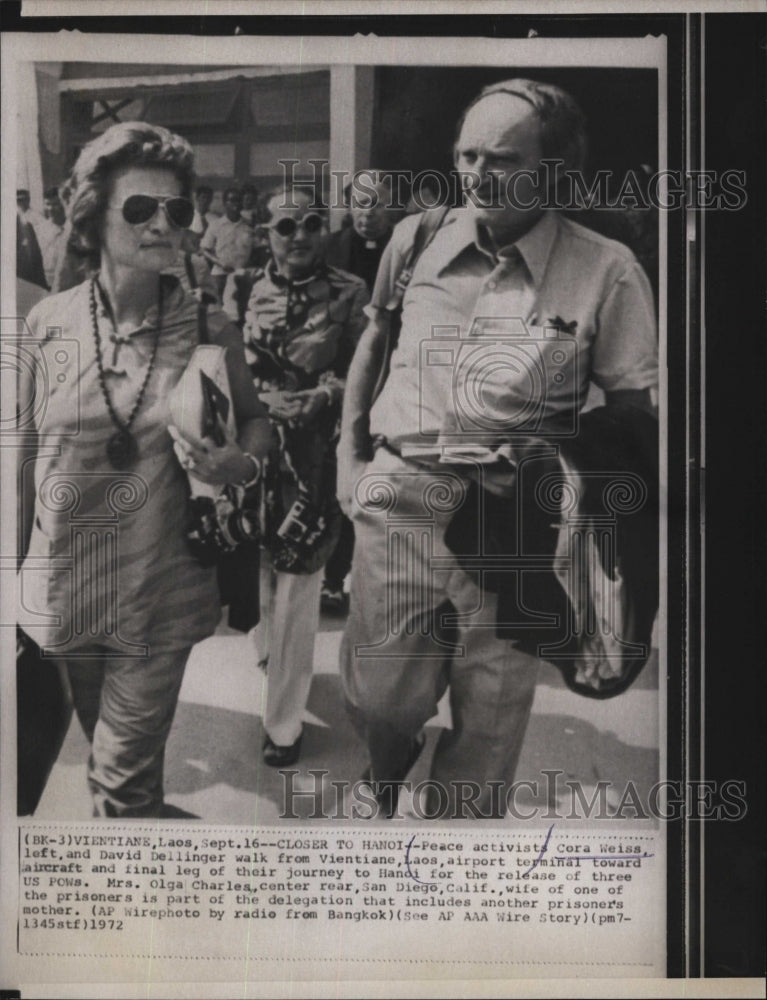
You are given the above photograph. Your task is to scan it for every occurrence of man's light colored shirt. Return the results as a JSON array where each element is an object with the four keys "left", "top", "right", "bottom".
[
  {"left": 368, "top": 208, "right": 658, "bottom": 448},
  {"left": 190, "top": 209, "right": 211, "bottom": 235},
  {"left": 200, "top": 215, "right": 253, "bottom": 273}
]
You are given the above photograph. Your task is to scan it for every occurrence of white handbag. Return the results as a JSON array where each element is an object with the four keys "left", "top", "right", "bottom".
[{"left": 168, "top": 327, "right": 236, "bottom": 499}]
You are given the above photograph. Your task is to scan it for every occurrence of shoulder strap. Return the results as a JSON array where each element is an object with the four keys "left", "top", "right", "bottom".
[
  {"left": 385, "top": 204, "right": 452, "bottom": 314},
  {"left": 371, "top": 205, "right": 451, "bottom": 405},
  {"left": 183, "top": 253, "right": 209, "bottom": 345}
]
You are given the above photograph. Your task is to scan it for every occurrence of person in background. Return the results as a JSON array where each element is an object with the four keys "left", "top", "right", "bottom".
[
  {"left": 16, "top": 190, "right": 47, "bottom": 290},
  {"left": 190, "top": 184, "right": 214, "bottom": 236},
  {"left": 322, "top": 170, "right": 401, "bottom": 612},
  {"left": 242, "top": 185, "right": 368, "bottom": 768},
  {"left": 326, "top": 171, "right": 399, "bottom": 291},
  {"left": 240, "top": 183, "right": 259, "bottom": 226},
  {"left": 17, "top": 188, "right": 41, "bottom": 226},
  {"left": 200, "top": 186, "right": 254, "bottom": 300},
  {"left": 37, "top": 186, "right": 68, "bottom": 289}
]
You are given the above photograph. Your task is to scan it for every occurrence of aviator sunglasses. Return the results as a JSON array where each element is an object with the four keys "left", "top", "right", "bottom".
[
  {"left": 269, "top": 212, "right": 325, "bottom": 238},
  {"left": 114, "top": 193, "right": 195, "bottom": 229}
]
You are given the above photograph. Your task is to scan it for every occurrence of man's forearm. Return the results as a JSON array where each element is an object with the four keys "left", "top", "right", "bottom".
[{"left": 339, "top": 311, "right": 391, "bottom": 460}]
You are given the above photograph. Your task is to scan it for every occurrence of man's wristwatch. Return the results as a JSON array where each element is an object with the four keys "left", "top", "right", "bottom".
[{"left": 237, "top": 453, "right": 261, "bottom": 488}]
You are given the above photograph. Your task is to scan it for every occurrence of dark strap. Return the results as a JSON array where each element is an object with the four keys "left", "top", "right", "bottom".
[
  {"left": 372, "top": 205, "right": 451, "bottom": 404},
  {"left": 184, "top": 252, "right": 209, "bottom": 345},
  {"left": 384, "top": 204, "right": 452, "bottom": 316}
]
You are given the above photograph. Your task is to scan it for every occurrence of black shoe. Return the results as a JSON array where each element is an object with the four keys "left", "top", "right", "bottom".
[
  {"left": 361, "top": 732, "right": 426, "bottom": 818},
  {"left": 320, "top": 583, "right": 348, "bottom": 614},
  {"left": 262, "top": 732, "right": 302, "bottom": 768}
]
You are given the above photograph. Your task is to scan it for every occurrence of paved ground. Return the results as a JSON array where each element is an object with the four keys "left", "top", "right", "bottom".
[{"left": 35, "top": 602, "right": 659, "bottom": 826}]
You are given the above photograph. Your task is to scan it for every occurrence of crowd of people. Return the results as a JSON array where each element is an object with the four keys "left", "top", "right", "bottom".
[{"left": 17, "top": 77, "right": 658, "bottom": 820}]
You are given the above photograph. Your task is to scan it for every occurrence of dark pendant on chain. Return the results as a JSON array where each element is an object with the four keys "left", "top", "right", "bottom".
[{"left": 106, "top": 428, "right": 138, "bottom": 469}]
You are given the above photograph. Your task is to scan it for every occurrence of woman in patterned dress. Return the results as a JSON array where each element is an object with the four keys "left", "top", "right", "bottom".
[
  {"left": 18, "top": 122, "right": 271, "bottom": 817},
  {"left": 240, "top": 186, "right": 368, "bottom": 767}
]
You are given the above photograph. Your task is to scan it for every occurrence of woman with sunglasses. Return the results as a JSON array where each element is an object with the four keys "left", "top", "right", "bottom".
[
  {"left": 18, "top": 122, "right": 272, "bottom": 817},
  {"left": 240, "top": 185, "right": 368, "bottom": 767}
]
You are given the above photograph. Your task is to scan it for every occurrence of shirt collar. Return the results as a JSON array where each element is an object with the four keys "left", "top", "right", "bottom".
[
  {"left": 92, "top": 272, "right": 183, "bottom": 336},
  {"left": 439, "top": 208, "right": 559, "bottom": 288},
  {"left": 351, "top": 228, "right": 392, "bottom": 251},
  {"left": 266, "top": 258, "right": 326, "bottom": 288}
]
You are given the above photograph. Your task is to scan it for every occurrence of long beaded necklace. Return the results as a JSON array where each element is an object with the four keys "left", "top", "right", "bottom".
[{"left": 90, "top": 276, "right": 162, "bottom": 470}]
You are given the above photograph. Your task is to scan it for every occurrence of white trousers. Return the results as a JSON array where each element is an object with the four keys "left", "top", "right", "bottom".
[{"left": 254, "top": 556, "right": 323, "bottom": 746}]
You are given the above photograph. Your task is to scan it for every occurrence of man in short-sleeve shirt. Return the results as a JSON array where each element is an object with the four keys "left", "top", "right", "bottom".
[
  {"left": 200, "top": 187, "right": 254, "bottom": 299},
  {"left": 338, "top": 79, "right": 658, "bottom": 819}
]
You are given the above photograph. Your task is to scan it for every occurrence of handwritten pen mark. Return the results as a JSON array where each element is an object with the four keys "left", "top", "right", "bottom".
[
  {"left": 553, "top": 853, "right": 655, "bottom": 861},
  {"left": 547, "top": 316, "right": 578, "bottom": 335},
  {"left": 404, "top": 833, "right": 438, "bottom": 885},
  {"left": 518, "top": 823, "right": 555, "bottom": 878}
]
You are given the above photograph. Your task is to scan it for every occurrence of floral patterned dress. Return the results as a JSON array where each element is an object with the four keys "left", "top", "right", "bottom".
[{"left": 242, "top": 261, "right": 368, "bottom": 572}]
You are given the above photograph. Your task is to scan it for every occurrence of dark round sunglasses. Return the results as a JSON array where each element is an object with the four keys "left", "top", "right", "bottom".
[
  {"left": 118, "top": 194, "right": 195, "bottom": 229},
  {"left": 270, "top": 213, "right": 325, "bottom": 238}
]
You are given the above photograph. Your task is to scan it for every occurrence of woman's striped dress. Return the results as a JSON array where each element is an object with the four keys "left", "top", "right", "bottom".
[{"left": 20, "top": 275, "right": 229, "bottom": 656}]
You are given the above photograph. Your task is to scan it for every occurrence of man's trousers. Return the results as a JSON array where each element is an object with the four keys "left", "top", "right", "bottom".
[{"left": 340, "top": 447, "right": 540, "bottom": 818}]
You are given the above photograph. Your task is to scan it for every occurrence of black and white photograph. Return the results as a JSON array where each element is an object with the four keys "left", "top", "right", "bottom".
[
  {"left": 13, "top": 51, "right": 663, "bottom": 827},
  {"left": 1, "top": 4, "right": 764, "bottom": 998}
]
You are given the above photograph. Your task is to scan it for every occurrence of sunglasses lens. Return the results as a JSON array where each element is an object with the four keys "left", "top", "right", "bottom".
[
  {"left": 165, "top": 198, "right": 195, "bottom": 229},
  {"left": 121, "top": 194, "right": 159, "bottom": 225},
  {"left": 274, "top": 218, "right": 297, "bottom": 238},
  {"left": 272, "top": 214, "right": 325, "bottom": 237},
  {"left": 121, "top": 195, "right": 194, "bottom": 228}
]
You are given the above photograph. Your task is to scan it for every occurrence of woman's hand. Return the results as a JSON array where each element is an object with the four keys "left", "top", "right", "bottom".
[
  {"left": 294, "top": 387, "right": 332, "bottom": 425},
  {"left": 169, "top": 419, "right": 256, "bottom": 487},
  {"left": 258, "top": 390, "right": 304, "bottom": 423},
  {"left": 258, "top": 387, "right": 330, "bottom": 427}
]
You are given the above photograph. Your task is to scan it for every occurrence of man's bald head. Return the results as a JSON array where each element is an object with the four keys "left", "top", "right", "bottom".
[
  {"left": 455, "top": 78, "right": 587, "bottom": 174},
  {"left": 453, "top": 79, "right": 587, "bottom": 244}
]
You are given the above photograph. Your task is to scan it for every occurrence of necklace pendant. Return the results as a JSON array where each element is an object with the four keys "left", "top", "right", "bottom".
[{"left": 106, "top": 428, "right": 138, "bottom": 469}]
